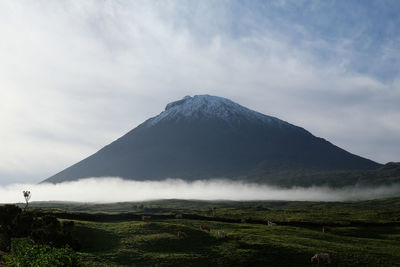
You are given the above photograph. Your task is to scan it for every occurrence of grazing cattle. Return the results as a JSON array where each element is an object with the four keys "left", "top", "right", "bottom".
[
  {"left": 311, "top": 253, "right": 331, "bottom": 264},
  {"left": 177, "top": 231, "right": 188, "bottom": 239},
  {"left": 218, "top": 230, "right": 227, "bottom": 238},
  {"left": 322, "top": 226, "right": 331, "bottom": 233},
  {"left": 175, "top": 214, "right": 183, "bottom": 219},
  {"left": 141, "top": 215, "right": 151, "bottom": 221},
  {"left": 200, "top": 224, "right": 211, "bottom": 232},
  {"left": 267, "top": 221, "right": 277, "bottom": 226}
]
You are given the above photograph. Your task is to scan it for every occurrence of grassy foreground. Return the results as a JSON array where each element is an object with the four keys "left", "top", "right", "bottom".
[
  {"left": 20, "top": 198, "right": 400, "bottom": 266},
  {"left": 73, "top": 219, "right": 400, "bottom": 266}
]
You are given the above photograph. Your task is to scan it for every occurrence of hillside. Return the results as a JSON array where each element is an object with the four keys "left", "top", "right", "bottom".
[{"left": 245, "top": 162, "right": 400, "bottom": 187}]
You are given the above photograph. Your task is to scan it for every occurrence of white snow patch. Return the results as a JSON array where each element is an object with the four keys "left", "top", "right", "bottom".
[{"left": 146, "top": 95, "right": 290, "bottom": 127}]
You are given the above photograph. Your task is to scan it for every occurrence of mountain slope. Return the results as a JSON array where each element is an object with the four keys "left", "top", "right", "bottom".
[{"left": 43, "top": 95, "right": 380, "bottom": 184}]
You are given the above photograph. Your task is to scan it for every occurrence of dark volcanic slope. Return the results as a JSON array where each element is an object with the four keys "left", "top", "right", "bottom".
[{"left": 43, "top": 95, "right": 380, "bottom": 184}]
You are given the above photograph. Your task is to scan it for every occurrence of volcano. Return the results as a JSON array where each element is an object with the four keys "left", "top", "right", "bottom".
[{"left": 43, "top": 95, "right": 380, "bottom": 184}]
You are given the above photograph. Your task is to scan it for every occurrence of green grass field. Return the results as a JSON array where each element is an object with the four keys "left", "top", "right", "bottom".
[
  {"left": 72, "top": 219, "right": 400, "bottom": 266},
  {"left": 24, "top": 197, "right": 400, "bottom": 266}
]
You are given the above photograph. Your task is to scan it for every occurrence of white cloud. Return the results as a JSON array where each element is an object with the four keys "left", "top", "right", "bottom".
[
  {"left": 1, "top": 178, "right": 399, "bottom": 203},
  {"left": 0, "top": 1, "right": 399, "bottom": 184}
]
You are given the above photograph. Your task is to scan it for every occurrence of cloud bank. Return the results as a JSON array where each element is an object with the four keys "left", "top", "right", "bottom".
[{"left": 1, "top": 178, "right": 399, "bottom": 203}]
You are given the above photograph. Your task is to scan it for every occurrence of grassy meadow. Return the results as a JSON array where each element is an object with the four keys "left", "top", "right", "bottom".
[{"left": 18, "top": 197, "right": 400, "bottom": 266}]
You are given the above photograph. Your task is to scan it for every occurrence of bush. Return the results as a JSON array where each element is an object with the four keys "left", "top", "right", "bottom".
[
  {"left": 0, "top": 232, "right": 8, "bottom": 251},
  {"left": 4, "top": 238, "right": 84, "bottom": 267},
  {"left": 0, "top": 205, "right": 23, "bottom": 251},
  {"left": 0, "top": 205, "right": 79, "bottom": 251}
]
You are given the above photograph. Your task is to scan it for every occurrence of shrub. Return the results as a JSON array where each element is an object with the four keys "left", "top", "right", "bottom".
[
  {"left": 0, "top": 205, "right": 79, "bottom": 250},
  {"left": 4, "top": 238, "right": 84, "bottom": 267}
]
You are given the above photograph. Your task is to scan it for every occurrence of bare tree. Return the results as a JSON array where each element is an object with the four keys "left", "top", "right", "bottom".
[{"left": 23, "top": 190, "right": 31, "bottom": 211}]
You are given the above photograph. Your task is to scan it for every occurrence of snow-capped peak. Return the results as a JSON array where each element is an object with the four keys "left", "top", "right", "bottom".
[{"left": 145, "top": 94, "right": 288, "bottom": 127}]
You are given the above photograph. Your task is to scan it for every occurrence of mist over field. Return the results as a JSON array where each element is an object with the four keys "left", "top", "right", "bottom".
[{"left": 1, "top": 178, "right": 399, "bottom": 203}]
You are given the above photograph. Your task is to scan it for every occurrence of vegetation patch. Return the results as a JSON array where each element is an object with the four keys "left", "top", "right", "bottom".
[
  {"left": 3, "top": 238, "right": 83, "bottom": 267},
  {"left": 2, "top": 198, "right": 400, "bottom": 266}
]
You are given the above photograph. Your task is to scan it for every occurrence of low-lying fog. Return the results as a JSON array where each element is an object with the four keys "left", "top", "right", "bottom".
[{"left": 1, "top": 178, "right": 399, "bottom": 203}]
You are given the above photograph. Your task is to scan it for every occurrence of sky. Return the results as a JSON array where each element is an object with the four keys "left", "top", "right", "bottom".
[{"left": 0, "top": 0, "right": 400, "bottom": 185}]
